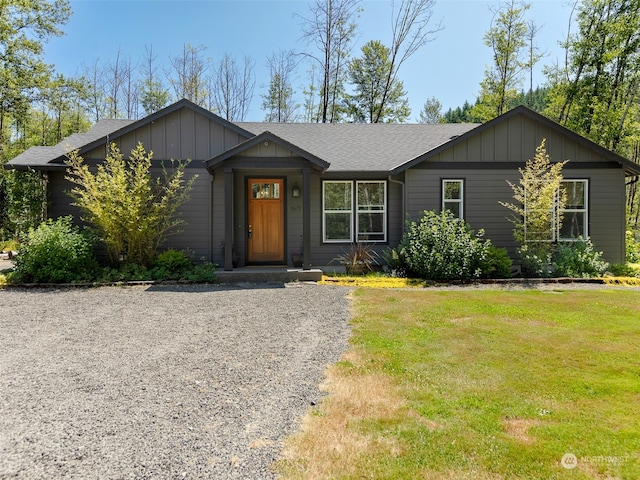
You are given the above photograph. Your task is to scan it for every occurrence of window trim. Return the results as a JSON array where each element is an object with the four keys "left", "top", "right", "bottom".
[
  {"left": 322, "top": 180, "right": 353, "bottom": 243},
  {"left": 322, "top": 180, "right": 388, "bottom": 243},
  {"left": 356, "top": 180, "right": 387, "bottom": 242},
  {"left": 559, "top": 179, "right": 589, "bottom": 241},
  {"left": 442, "top": 178, "right": 464, "bottom": 219}
]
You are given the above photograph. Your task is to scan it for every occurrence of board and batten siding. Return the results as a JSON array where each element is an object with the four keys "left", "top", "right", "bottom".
[{"left": 404, "top": 112, "right": 627, "bottom": 264}]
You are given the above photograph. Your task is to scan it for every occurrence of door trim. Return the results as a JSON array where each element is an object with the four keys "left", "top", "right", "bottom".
[{"left": 246, "top": 177, "right": 286, "bottom": 264}]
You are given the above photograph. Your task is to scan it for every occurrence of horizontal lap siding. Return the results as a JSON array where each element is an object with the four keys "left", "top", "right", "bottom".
[
  {"left": 406, "top": 168, "right": 519, "bottom": 256},
  {"left": 160, "top": 168, "right": 211, "bottom": 260},
  {"left": 406, "top": 167, "right": 626, "bottom": 264}
]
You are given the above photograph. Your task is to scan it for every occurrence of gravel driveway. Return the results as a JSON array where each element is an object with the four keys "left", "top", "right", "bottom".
[{"left": 0, "top": 283, "right": 352, "bottom": 479}]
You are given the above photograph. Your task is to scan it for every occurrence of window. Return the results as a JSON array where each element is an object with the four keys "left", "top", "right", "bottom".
[
  {"left": 523, "top": 179, "right": 589, "bottom": 242},
  {"left": 323, "top": 181, "right": 352, "bottom": 242},
  {"left": 357, "top": 181, "right": 386, "bottom": 241},
  {"left": 323, "top": 180, "right": 387, "bottom": 242},
  {"left": 442, "top": 179, "right": 464, "bottom": 218},
  {"left": 559, "top": 180, "right": 588, "bottom": 240}
]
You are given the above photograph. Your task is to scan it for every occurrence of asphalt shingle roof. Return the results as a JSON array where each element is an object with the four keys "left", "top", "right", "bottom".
[
  {"left": 237, "top": 122, "right": 478, "bottom": 172},
  {"left": 7, "top": 119, "right": 135, "bottom": 169}
]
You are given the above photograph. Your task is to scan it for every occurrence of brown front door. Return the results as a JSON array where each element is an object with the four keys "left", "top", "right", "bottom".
[{"left": 247, "top": 178, "right": 285, "bottom": 263}]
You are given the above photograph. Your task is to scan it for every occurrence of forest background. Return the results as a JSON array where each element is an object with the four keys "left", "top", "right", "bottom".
[{"left": 1, "top": 0, "right": 639, "bottom": 250}]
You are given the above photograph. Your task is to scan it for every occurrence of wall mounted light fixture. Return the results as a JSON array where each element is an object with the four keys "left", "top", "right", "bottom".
[{"left": 292, "top": 183, "right": 301, "bottom": 198}]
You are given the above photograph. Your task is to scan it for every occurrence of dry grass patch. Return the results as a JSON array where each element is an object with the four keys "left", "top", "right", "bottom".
[{"left": 276, "top": 349, "right": 407, "bottom": 479}]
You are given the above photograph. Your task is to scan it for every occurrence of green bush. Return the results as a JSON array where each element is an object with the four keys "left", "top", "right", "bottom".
[
  {"left": 11, "top": 216, "right": 97, "bottom": 283},
  {"left": 608, "top": 263, "right": 640, "bottom": 277},
  {"left": 518, "top": 244, "right": 554, "bottom": 277},
  {"left": 554, "top": 237, "right": 609, "bottom": 278},
  {"left": 480, "top": 246, "right": 512, "bottom": 279},
  {"left": 626, "top": 230, "right": 640, "bottom": 263},
  {"left": 402, "top": 210, "right": 491, "bottom": 281},
  {"left": 150, "top": 249, "right": 194, "bottom": 281}
]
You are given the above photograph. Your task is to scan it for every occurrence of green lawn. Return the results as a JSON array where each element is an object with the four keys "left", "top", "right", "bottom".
[{"left": 278, "top": 289, "right": 640, "bottom": 479}]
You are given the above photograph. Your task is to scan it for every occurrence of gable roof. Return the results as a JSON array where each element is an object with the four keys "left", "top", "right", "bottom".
[
  {"left": 7, "top": 119, "right": 134, "bottom": 170},
  {"left": 7, "top": 100, "right": 638, "bottom": 176},
  {"left": 206, "top": 130, "right": 330, "bottom": 172},
  {"left": 237, "top": 122, "right": 477, "bottom": 172},
  {"left": 5, "top": 99, "right": 254, "bottom": 171},
  {"left": 391, "top": 106, "right": 640, "bottom": 176}
]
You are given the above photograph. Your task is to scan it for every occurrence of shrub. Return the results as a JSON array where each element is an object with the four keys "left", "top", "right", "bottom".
[
  {"left": 480, "top": 246, "right": 512, "bottom": 278},
  {"left": 626, "top": 230, "right": 640, "bottom": 263},
  {"left": 11, "top": 216, "right": 97, "bottom": 283},
  {"left": 402, "top": 210, "right": 491, "bottom": 281},
  {"left": 382, "top": 246, "right": 408, "bottom": 277},
  {"left": 608, "top": 263, "right": 640, "bottom": 278},
  {"left": 554, "top": 237, "right": 609, "bottom": 278},
  {"left": 66, "top": 142, "right": 196, "bottom": 266},
  {"left": 150, "top": 249, "right": 194, "bottom": 281},
  {"left": 518, "top": 244, "right": 554, "bottom": 277}
]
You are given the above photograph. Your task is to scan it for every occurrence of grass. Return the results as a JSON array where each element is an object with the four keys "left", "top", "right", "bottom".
[{"left": 277, "top": 289, "right": 640, "bottom": 479}]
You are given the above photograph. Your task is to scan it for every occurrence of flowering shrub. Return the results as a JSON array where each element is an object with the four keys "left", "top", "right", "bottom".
[
  {"left": 11, "top": 216, "right": 97, "bottom": 283},
  {"left": 554, "top": 237, "right": 609, "bottom": 278},
  {"left": 401, "top": 210, "right": 491, "bottom": 281}
]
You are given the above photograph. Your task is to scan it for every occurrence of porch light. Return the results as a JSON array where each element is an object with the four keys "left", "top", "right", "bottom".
[{"left": 292, "top": 183, "right": 301, "bottom": 198}]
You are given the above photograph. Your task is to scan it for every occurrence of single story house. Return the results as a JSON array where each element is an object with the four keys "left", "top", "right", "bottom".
[{"left": 7, "top": 99, "right": 640, "bottom": 270}]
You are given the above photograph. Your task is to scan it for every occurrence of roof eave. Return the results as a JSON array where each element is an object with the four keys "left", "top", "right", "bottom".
[{"left": 206, "top": 131, "right": 330, "bottom": 173}]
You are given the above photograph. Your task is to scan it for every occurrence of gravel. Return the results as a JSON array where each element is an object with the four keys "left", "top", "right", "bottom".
[{"left": 0, "top": 283, "right": 353, "bottom": 479}]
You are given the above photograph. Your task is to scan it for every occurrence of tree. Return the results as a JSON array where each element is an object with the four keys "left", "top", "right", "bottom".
[
  {"left": 345, "top": 40, "right": 410, "bottom": 123},
  {"left": 501, "top": 139, "right": 567, "bottom": 275},
  {"left": 472, "top": 0, "right": 534, "bottom": 121},
  {"left": 369, "top": 0, "right": 441, "bottom": 123},
  {"left": 417, "top": 96, "right": 442, "bottom": 123},
  {"left": 167, "top": 44, "right": 210, "bottom": 107},
  {"left": 261, "top": 50, "right": 298, "bottom": 122},
  {"left": 545, "top": 0, "right": 640, "bottom": 154},
  {"left": 0, "top": 0, "right": 71, "bottom": 238},
  {"left": 0, "top": 0, "right": 71, "bottom": 160},
  {"left": 299, "top": 0, "right": 360, "bottom": 123},
  {"left": 65, "top": 143, "right": 196, "bottom": 266},
  {"left": 211, "top": 53, "right": 255, "bottom": 121},
  {"left": 139, "top": 45, "right": 171, "bottom": 115}
]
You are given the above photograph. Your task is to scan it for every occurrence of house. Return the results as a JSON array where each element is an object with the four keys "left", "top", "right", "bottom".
[{"left": 7, "top": 99, "right": 640, "bottom": 271}]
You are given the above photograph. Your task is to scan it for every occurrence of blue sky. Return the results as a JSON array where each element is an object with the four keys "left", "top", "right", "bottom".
[{"left": 44, "top": 0, "right": 576, "bottom": 121}]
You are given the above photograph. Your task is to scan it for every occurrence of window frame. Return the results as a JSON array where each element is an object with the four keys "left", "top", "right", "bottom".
[
  {"left": 442, "top": 179, "right": 464, "bottom": 219},
  {"left": 559, "top": 179, "right": 589, "bottom": 241},
  {"left": 356, "top": 180, "right": 387, "bottom": 242},
  {"left": 322, "top": 180, "right": 388, "bottom": 243},
  {"left": 322, "top": 180, "right": 354, "bottom": 243}
]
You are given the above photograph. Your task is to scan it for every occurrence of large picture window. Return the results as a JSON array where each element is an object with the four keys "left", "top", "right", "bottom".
[
  {"left": 442, "top": 179, "right": 464, "bottom": 219},
  {"left": 323, "top": 180, "right": 387, "bottom": 242},
  {"left": 560, "top": 180, "right": 588, "bottom": 240}
]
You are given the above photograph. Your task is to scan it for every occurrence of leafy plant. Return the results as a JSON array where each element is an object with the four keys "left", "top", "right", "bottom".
[
  {"left": 479, "top": 246, "right": 512, "bottom": 278},
  {"left": 382, "top": 245, "right": 408, "bottom": 277},
  {"left": 554, "top": 237, "right": 609, "bottom": 278},
  {"left": 10, "top": 216, "right": 98, "bottom": 283},
  {"left": 332, "top": 242, "right": 380, "bottom": 275},
  {"left": 65, "top": 142, "right": 196, "bottom": 266},
  {"left": 401, "top": 210, "right": 491, "bottom": 281},
  {"left": 501, "top": 139, "right": 567, "bottom": 275},
  {"left": 626, "top": 230, "right": 640, "bottom": 263},
  {"left": 149, "top": 249, "right": 194, "bottom": 281}
]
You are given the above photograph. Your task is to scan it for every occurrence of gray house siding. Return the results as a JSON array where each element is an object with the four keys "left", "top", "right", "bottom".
[{"left": 405, "top": 112, "right": 628, "bottom": 263}]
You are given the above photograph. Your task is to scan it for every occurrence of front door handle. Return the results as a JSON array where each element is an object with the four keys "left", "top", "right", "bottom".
[{"left": 248, "top": 224, "right": 252, "bottom": 239}]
